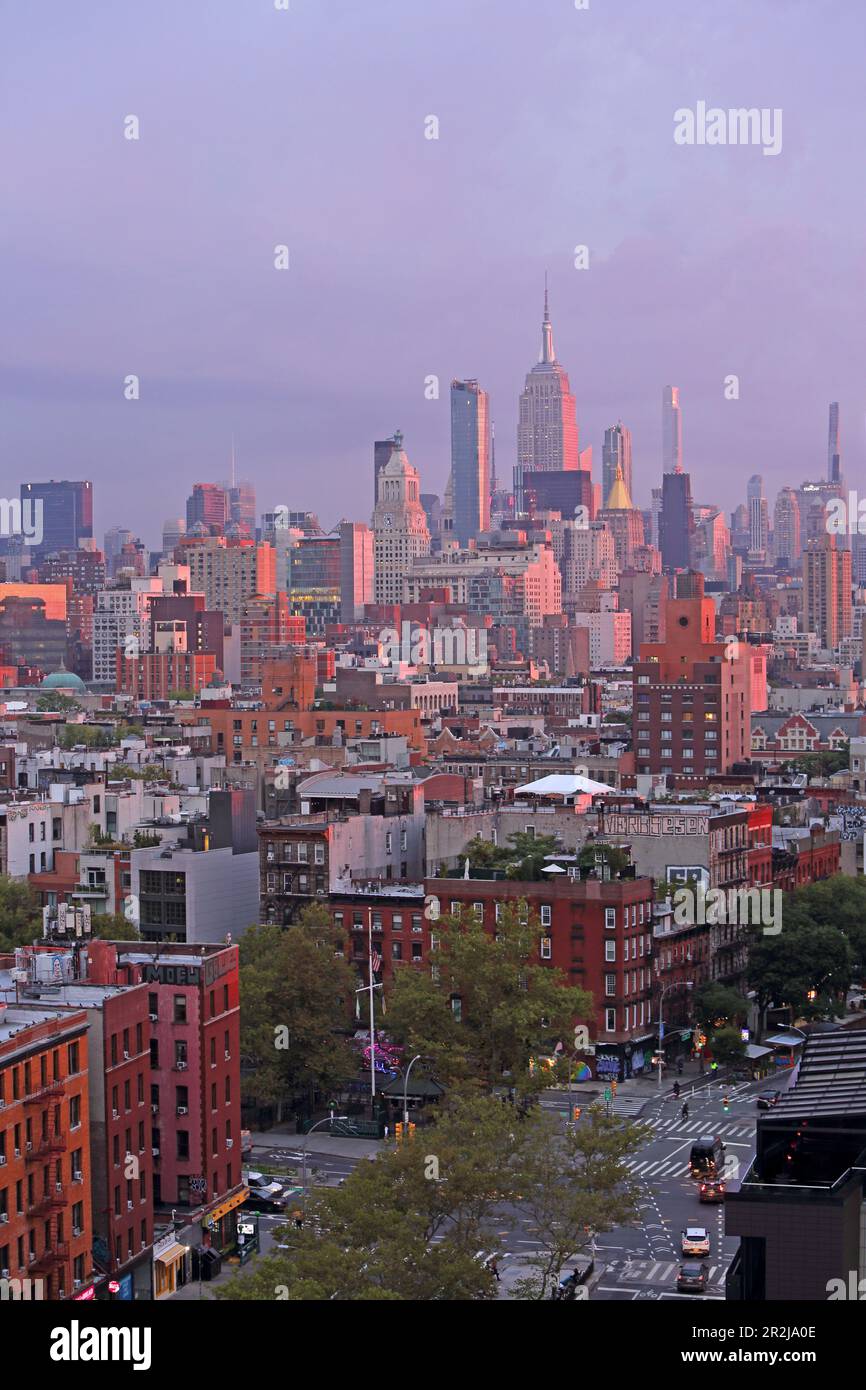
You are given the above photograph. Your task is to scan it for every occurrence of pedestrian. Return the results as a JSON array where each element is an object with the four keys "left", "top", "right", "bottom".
[
  {"left": 293, "top": 1209, "right": 303, "bottom": 1230},
  {"left": 489, "top": 1258, "right": 501, "bottom": 1283},
  {"left": 673, "top": 1081, "right": 680, "bottom": 1099},
  {"left": 681, "top": 1101, "right": 689, "bottom": 1121},
  {"left": 676, "top": 1057, "right": 684, "bottom": 1076}
]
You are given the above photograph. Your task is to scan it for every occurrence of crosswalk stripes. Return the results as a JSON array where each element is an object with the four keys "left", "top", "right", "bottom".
[{"left": 613, "top": 1258, "right": 726, "bottom": 1288}]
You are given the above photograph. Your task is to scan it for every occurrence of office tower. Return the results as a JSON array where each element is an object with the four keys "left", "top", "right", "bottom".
[
  {"left": 103, "top": 526, "right": 133, "bottom": 578},
  {"left": 561, "top": 520, "right": 617, "bottom": 599},
  {"left": 727, "top": 554, "right": 743, "bottom": 591},
  {"left": 226, "top": 481, "right": 257, "bottom": 538},
  {"left": 186, "top": 483, "right": 229, "bottom": 534},
  {"left": 803, "top": 534, "right": 852, "bottom": 651},
  {"left": 828, "top": 401, "right": 841, "bottom": 483},
  {"left": 521, "top": 469, "right": 593, "bottom": 521},
  {"left": 602, "top": 421, "right": 633, "bottom": 507},
  {"left": 773, "top": 488, "right": 801, "bottom": 567},
  {"left": 339, "top": 521, "right": 374, "bottom": 622},
  {"left": 374, "top": 437, "right": 398, "bottom": 507},
  {"left": 619, "top": 571, "right": 669, "bottom": 656},
  {"left": 662, "top": 386, "right": 682, "bottom": 474},
  {"left": 20, "top": 481, "right": 93, "bottom": 559},
  {"left": 289, "top": 535, "right": 342, "bottom": 635},
  {"left": 514, "top": 281, "right": 580, "bottom": 510},
  {"left": 650, "top": 486, "right": 663, "bottom": 548},
  {"left": 799, "top": 479, "right": 842, "bottom": 547},
  {"left": 597, "top": 466, "right": 645, "bottom": 571},
  {"left": 659, "top": 470, "right": 694, "bottom": 571},
  {"left": 633, "top": 589, "right": 753, "bottom": 776},
  {"left": 162, "top": 517, "right": 186, "bottom": 555},
  {"left": 183, "top": 537, "right": 276, "bottom": 625},
  {"left": 450, "top": 379, "right": 491, "bottom": 545},
  {"left": 747, "top": 474, "right": 769, "bottom": 561},
  {"left": 692, "top": 511, "right": 730, "bottom": 581},
  {"left": 373, "top": 431, "right": 430, "bottom": 604}
]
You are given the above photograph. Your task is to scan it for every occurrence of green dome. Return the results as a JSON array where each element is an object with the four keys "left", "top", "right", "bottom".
[{"left": 41, "top": 668, "right": 87, "bottom": 692}]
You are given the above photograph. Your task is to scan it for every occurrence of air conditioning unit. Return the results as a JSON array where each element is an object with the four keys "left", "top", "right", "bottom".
[
  {"left": 225, "top": 1138, "right": 233, "bottom": 1149},
  {"left": 152, "top": 1147, "right": 160, "bottom": 1157},
  {"left": 14, "top": 1149, "right": 20, "bottom": 1159},
  {"left": 0, "top": 1099, "right": 5, "bottom": 1109},
  {"left": 177, "top": 1106, "right": 188, "bottom": 1116},
  {"left": 123, "top": 1051, "right": 130, "bottom": 1060},
  {"left": 0, "top": 1214, "right": 8, "bottom": 1224},
  {"left": 148, "top": 1013, "right": 158, "bottom": 1022},
  {"left": 55, "top": 1182, "right": 63, "bottom": 1193},
  {"left": 73, "top": 1278, "right": 82, "bottom": 1289},
  {"left": 73, "top": 1226, "right": 82, "bottom": 1237},
  {"left": 112, "top": 1109, "right": 119, "bottom": 1119},
  {"left": 73, "top": 1171, "right": 83, "bottom": 1183},
  {"left": 0, "top": 1156, "right": 5, "bottom": 1167},
  {"left": 177, "top": 1062, "right": 188, "bottom": 1071},
  {"left": 224, "top": 1051, "right": 231, "bottom": 1061},
  {"left": 127, "top": 1200, "right": 133, "bottom": 1211},
  {"left": 25, "top": 1141, "right": 32, "bottom": 1151},
  {"left": 0, "top": 1269, "right": 8, "bottom": 1279}
]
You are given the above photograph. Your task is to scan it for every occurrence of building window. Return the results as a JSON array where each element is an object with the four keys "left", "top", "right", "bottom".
[
  {"left": 605, "top": 973, "right": 616, "bottom": 997},
  {"left": 604, "top": 1008, "right": 615, "bottom": 1032},
  {"left": 540, "top": 905, "right": 552, "bottom": 926},
  {"left": 605, "top": 940, "right": 616, "bottom": 962},
  {"left": 173, "top": 996, "right": 187, "bottom": 1024},
  {"left": 604, "top": 908, "right": 616, "bottom": 929},
  {"left": 540, "top": 937, "right": 551, "bottom": 960}
]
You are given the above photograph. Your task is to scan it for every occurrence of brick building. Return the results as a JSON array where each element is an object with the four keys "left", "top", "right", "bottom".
[
  {"left": 0, "top": 1002, "right": 93, "bottom": 1300},
  {"left": 424, "top": 871, "right": 657, "bottom": 1082}
]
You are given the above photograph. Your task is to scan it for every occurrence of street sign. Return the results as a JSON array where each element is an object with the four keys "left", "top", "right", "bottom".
[
  {"left": 604, "top": 1087, "right": 612, "bottom": 1102},
  {"left": 681, "top": 1030, "right": 691, "bottom": 1042}
]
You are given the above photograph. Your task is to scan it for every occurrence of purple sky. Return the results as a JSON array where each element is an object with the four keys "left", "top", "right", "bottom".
[{"left": 4, "top": 0, "right": 866, "bottom": 546}]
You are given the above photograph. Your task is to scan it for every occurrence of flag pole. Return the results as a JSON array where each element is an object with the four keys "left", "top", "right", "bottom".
[{"left": 368, "top": 907, "right": 376, "bottom": 1100}]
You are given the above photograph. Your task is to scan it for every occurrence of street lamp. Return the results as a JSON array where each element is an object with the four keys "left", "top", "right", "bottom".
[
  {"left": 657, "top": 980, "right": 694, "bottom": 1089},
  {"left": 300, "top": 1114, "right": 348, "bottom": 1199},
  {"left": 402, "top": 1054, "right": 423, "bottom": 1129}
]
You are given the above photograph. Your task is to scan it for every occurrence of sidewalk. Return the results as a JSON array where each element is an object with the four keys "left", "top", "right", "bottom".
[{"left": 248, "top": 1129, "right": 383, "bottom": 1159}]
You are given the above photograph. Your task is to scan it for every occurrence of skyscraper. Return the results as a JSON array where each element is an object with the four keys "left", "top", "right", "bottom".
[
  {"left": 747, "top": 474, "right": 769, "bottom": 561},
  {"left": 803, "top": 534, "right": 852, "bottom": 651},
  {"left": 514, "top": 281, "right": 580, "bottom": 510},
  {"left": 773, "top": 488, "right": 801, "bottom": 567},
  {"left": 659, "top": 471, "right": 693, "bottom": 571},
  {"left": 186, "top": 483, "right": 228, "bottom": 535},
  {"left": 374, "top": 437, "right": 398, "bottom": 507},
  {"left": 372, "top": 432, "right": 430, "bottom": 604},
  {"left": 20, "top": 480, "right": 93, "bottom": 559},
  {"left": 828, "top": 401, "right": 841, "bottom": 483},
  {"left": 602, "top": 421, "right": 633, "bottom": 507},
  {"left": 662, "top": 386, "right": 682, "bottom": 474},
  {"left": 450, "top": 379, "right": 490, "bottom": 546},
  {"left": 339, "top": 521, "right": 374, "bottom": 622}
]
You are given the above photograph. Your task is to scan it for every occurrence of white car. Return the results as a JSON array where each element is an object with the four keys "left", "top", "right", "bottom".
[{"left": 681, "top": 1226, "right": 710, "bottom": 1258}]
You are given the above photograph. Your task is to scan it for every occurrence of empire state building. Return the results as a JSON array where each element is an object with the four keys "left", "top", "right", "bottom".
[{"left": 514, "top": 283, "right": 581, "bottom": 510}]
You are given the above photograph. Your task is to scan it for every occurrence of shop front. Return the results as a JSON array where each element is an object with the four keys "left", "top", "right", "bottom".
[
  {"left": 202, "top": 1186, "right": 249, "bottom": 1256},
  {"left": 153, "top": 1231, "right": 191, "bottom": 1299}
]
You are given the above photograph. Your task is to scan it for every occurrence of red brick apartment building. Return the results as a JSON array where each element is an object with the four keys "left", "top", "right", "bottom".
[
  {"left": 0, "top": 1004, "right": 93, "bottom": 1300},
  {"left": 424, "top": 872, "right": 657, "bottom": 1081}
]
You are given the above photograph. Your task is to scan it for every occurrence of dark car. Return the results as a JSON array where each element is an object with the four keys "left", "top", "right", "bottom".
[
  {"left": 689, "top": 1135, "right": 725, "bottom": 1177},
  {"left": 756, "top": 1090, "right": 781, "bottom": 1110},
  {"left": 698, "top": 1178, "right": 726, "bottom": 1203},
  {"left": 242, "top": 1183, "right": 288, "bottom": 1214},
  {"left": 676, "top": 1261, "right": 709, "bottom": 1293}
]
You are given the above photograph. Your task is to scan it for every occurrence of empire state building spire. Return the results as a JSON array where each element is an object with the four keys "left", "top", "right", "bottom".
[{"left": 541, "top": 273, "right": 555, "bottom": 364}]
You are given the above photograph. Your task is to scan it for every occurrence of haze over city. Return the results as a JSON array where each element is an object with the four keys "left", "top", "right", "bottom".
[{"left": 5, "top": 0, "right": 866, "bottom": 541}]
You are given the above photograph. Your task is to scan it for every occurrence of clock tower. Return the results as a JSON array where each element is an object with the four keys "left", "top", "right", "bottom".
[{"left": 372, "top": 430, "right": 431, "bottom": 604}]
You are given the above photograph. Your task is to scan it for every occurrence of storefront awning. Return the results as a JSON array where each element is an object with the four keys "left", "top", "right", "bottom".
[
  {"left": 155, "top": 1242, "right": 188, "bottom": 1266},
  {"left": 207, "top": 1187, "right": 248, "bottom": 1225}
]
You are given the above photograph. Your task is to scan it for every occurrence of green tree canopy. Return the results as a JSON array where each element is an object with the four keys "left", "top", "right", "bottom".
[
  {"left": 693, "top": 982, "right": 749, "bottom": 1032},
  {"left": 0, "top": 877, "right": 43, "bottom": 951},
  {"left": 748, "top": 921, "right": 853, "bottom": 1035},
  {"left": 239, "top": 906, "right": 356, "bottom": 1108},
  {"left": 384, "top": 902, "right": 592, "bottom": 1095}
]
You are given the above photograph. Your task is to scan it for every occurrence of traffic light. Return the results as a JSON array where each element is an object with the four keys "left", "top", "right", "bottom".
[
  {"left": 722, "top": 1095, "right": 730, "bottom": 1113},
  {"left": 395, "top": 1123, "right": 403, "bottom": 1144},
  {"left": 611, "top": 1080, "right": 617, "bottom": 1096},
  {"left": 572, "top": 1105, "right": 582, "bottom": 1122},
  {"left": 407, "top": 1122, "right": 416, "bottom": 1141}
]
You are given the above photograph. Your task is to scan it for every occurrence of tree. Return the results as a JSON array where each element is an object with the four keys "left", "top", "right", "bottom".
[
  {"left": 385, "top": 902, "right": 592, "bottom": 1095},
  {"left": 708, "top": 1026, "right": 746, "bottom": 1069},
  {"left": 781, "top": 877, "right": 866, "bottom": 979},
  {"left": 577, "top": 843, "right": 630, "bottom": 877},
  {"left": 239, "top": 907, "right": 356, "bottom": 1113},
  {"left": 693, "top": 982, "right": 749, "bottom": 1032},
  {"left": 89, "top": 911, "right": 140, "bottom": 941},
  {"left": 0, "top": 877, "right": 43, "bottom": 951},
  {"left": 215, "top": 1094, "right": 642, "bottom": 1302},
  {"left": 748, "top": 922, "right": 853, "bottom": 1035},
  {"left": 511, "top": 1104, "right": 647, "bottom": 1298},
  {"left": 36, "top": 693, "right": 80, "bottom": 712}
]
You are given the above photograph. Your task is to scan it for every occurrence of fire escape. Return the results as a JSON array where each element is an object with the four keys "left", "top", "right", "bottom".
[{"left": 24, "top": 1080, "right": 70, "bottom": 1299}]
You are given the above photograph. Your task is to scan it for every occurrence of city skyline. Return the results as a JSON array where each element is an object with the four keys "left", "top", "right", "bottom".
[{"left": 5, "top": 0, "right": 866, "bottom": 542}]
